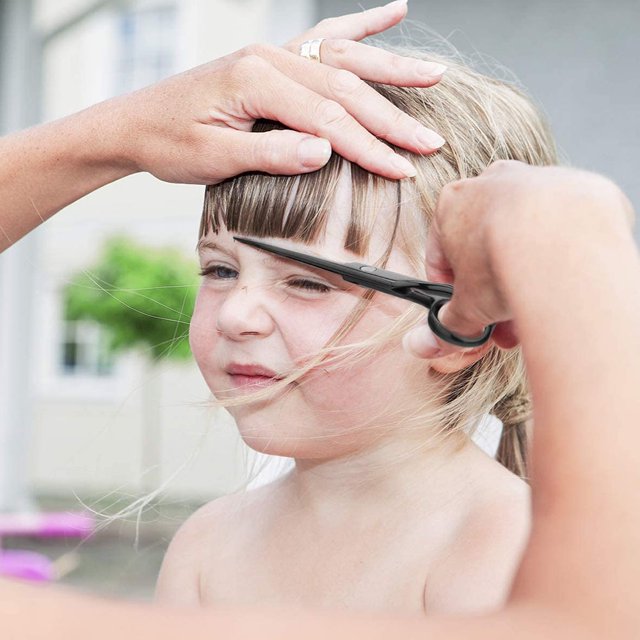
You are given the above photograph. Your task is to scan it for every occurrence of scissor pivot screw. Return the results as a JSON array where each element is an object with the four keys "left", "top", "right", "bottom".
[{"left": 359, "top": 266, "right": 377, "bottom": 273}]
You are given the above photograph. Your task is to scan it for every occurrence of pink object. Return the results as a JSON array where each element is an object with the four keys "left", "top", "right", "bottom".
[
  {"left": 0, "top": 511, "right": 95, "bottom": 583},
  {"left": 0, "top": 550, "right": 55, "bottom": 582},
  {"left": 0, "top": 511, "right": 94, "bottom": 538}
]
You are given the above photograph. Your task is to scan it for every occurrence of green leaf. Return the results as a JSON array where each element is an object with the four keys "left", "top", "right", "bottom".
[{"left": 64, "top": 236, "right": 199, "bottom": 362}]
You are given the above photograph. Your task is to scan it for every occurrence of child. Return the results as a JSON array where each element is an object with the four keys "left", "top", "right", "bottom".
[{"left": 155, "top": 46, "right": 557, "bottom": 615}]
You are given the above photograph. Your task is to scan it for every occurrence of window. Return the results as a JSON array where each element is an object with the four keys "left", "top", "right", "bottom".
[
  {"left": 60, "top": 320, "right": 114, "bottom": 377},
  {"left": 116, "top": 3, "right": 177, "bottom": 95}
]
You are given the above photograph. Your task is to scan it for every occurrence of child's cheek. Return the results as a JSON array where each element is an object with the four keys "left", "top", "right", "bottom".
[
  {"left": 189, "top": 289, "right": 221, "bottom": 369},
  {"left": 278, "top": 304, "right": 347, "bottom": 365}
]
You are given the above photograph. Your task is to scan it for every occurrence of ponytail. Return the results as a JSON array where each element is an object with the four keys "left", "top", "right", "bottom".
[{"left": 493, "top": 387, "right": 532, "bottom": 481}]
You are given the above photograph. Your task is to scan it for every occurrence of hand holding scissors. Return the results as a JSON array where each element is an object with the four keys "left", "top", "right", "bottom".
[{"left": 403, "top": 161, "right": 634, "bottom": 358}]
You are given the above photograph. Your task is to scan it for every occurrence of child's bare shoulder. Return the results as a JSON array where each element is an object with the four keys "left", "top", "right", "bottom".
[
  {"left": 154, "top": 484, "right": 277, "bottom": 605},
  {"left": 426, "top": 472, "right": 531, "bottom": 614}
]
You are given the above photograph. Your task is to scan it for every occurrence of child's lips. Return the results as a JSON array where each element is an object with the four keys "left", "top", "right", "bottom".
[
  {"left": 228, "top": 373, "right": 282, "bottom": 389},
  {"left": 225, "top": 363, "right": 285, "bottom": 389},
  {"left": 226, "top": 363, "right": 282, "bottom": 378}
]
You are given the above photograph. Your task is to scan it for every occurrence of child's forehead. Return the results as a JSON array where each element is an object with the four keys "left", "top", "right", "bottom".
[{"left": 322, "top": 164, "right": 403, "bottom": 258}]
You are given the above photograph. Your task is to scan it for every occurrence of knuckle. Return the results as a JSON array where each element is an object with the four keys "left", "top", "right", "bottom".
[
  {"left": 388, "top": 108, "right": 408, "bottom": 133},
  {"left": 315, "top": 16, "right": 334, "bottom": 31},
  {"left": 447, "top": 302, "right": 484, "bottom": 334},
  {"left": 232, "top": 53, "right": 266, "bottom": 76},
  {"left": 240, "top": 42, "right": 271, "bottom": 59},
  {"left": 489, "top": 159, "right": 512, "bottom": 173},
  {"left": 436, "top": 182, "right": 464, "bottom": 221},
  {"left": 327, "top": 69, "right": 362, "bottom": 97},
  {"left": 324, "top": 38, "right": 350, "bottom": 57},
  {"left": 315, "top": 99, "right": 349, "bottom": 130},
  {"left": 387, "top": 51, "right": 408, "bottom": 73},
  {"left": 438, "top": 181, "right": 456, "bottom": 204},
  {"left": 352, "top": 136, "right": 385, "bottom": 167},
  {"left": 591, "top": 175, "right": 633, "bottom": 223},
  {"left": 255, "top": 131, "right": 282, "bottom": 170}
]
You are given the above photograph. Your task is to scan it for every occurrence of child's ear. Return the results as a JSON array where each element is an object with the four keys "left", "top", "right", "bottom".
[{"left": 428, "top": 340, "right": 495, "bottom": 374}]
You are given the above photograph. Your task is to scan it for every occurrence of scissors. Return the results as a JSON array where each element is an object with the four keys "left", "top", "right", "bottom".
[{"left": 233, "top": 236, "right": 494, "bottom": 348}]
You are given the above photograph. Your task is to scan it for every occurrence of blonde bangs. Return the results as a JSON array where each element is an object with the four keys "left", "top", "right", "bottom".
[{"left": 200, "top": 121, "right": 399, "bottom": 260}]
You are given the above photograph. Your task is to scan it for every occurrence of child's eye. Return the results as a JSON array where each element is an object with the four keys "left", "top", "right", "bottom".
[
  {"left": 199, "top": 264, "right": 238, "bottom": 280},
  {"left": 198, "top": 265, "right": 330, "bottom": 294},
  {"left": 287, "top": 278, "right": 331, "bottom": 293}
]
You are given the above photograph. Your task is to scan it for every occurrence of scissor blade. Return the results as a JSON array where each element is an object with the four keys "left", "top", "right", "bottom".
[
  {"left": 232, "top": 236, "right": 445, "bottom": 301},
  {"left": 233, "top": 237, "right": 489, "bottom": 347},
  {"left": 233, "top": 236, "right": 366, "bottom": 281}
]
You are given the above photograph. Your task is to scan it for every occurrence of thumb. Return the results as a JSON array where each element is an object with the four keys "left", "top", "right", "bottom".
[
  {"left": 402, "top": 300, "right": 487, "bottom": 359},
  {"left": 402, "top": 322, "right": 447, "bottom": 359},
  {"left": 402, "top": 301, "right": 452, "bottom": 359},
  {"left": 215, "top": 128, "right": 332, "bottom": 178}
]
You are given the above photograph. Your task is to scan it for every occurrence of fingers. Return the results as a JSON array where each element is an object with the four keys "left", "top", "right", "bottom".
[
  {"left": 289, "top": 0, "right": 408, "bottom": 46},
  {"left": 239, "top": 60, "right": 419, "bottom": 179},
  {"left": 291, "top": 60, "right": 445, "bottom": 152},
  {"left": 402, "top": 295, "right": 493, "bottom": 358},
  {"left": 206, "top": 128, "right": 332, "bottom": 180},
  {"left": 403, "top": 303, "right": 519, "bottom": 360},
  {"left": 492, "top": 320, "right": 520, "bottom": 349},
  {"left": 258, "top": 46, "right": 445, "bottom": 156},
  {"left": 318, "top": 39, "right": 447, "bottom": 87},
  {"left": 402, "top": 304, "right": 483, "bottom": 360},
  {"left": 402, "top": 322, "right": 448, "bottom": 359}
]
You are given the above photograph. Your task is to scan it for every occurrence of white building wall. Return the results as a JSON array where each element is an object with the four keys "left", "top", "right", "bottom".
[{"left": 27, "top": 0, "right": 314, "bottom": 502}]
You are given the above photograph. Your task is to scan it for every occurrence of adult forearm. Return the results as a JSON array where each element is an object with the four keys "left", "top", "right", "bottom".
[
  {"left": 492, "top": 191, "right": 640, "bottom": 633},
  {"left": 0, "top": 101, "right": 135, "bottom": 252},
  {"left": 0, "top": 576, "right": 588, "bottom": 640}
]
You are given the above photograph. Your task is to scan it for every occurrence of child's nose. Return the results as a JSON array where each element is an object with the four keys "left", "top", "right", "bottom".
[{"left": 215, "top": 282, "right": 275, "bottom": 341}]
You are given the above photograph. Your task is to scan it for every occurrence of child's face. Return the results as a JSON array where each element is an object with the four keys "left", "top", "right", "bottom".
[{"left": 190, "top": 170, "right": 433, "bottom": 460}]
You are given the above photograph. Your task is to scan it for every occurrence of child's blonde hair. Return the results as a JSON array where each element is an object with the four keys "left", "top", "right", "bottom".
[{"left": 198, "top": 47, "right": 558, "bottom": 482}]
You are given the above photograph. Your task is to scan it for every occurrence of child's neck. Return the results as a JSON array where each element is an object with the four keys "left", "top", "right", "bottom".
[{"left": 280, "top": 436, "right": 488, "bottom": 528}]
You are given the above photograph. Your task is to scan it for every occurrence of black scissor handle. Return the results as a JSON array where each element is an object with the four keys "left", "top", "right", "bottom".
[{"left": 428, "top": 298, "right": 495, "bottom": 348}]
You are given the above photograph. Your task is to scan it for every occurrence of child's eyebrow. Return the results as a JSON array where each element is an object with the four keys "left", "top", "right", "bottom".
[
  {"left": 197, "top": 239, "right": 233, "bottom": 256},
  {"left": 197, "top": 239, "right": 348, "bottom": 282},
  {"left": 198, "top": 239, "right": 325, "bottom": 266}
]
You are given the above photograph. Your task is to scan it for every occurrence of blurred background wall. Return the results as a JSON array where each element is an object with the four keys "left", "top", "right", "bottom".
[
  {"left": 0, "top": 0, "right": 316, "bottom": 512},
  {"left": 0, "top": 0, "right": 637, "bottom": 514},
  {"left": 321, "top": 0, "right": 640, "bottom": 217}
]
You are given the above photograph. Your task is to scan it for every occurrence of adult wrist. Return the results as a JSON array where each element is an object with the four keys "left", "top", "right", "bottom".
[{"left": 74, "top": 96, "right": 143, "bottom": 180}]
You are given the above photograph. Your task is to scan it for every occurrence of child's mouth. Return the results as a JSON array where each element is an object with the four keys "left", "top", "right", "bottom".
[
  {"left": 229, "top": 373, "right": 281, "bottom": 389},
  {"left": 225, "top": 363, "right": 286, "bottom": 390}
]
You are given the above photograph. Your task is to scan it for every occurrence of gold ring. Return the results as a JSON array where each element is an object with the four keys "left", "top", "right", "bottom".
[{"left": 299, "top": 38, "right": 325, "bottom": 63}]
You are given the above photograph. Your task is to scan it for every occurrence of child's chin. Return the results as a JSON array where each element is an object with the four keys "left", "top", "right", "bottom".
[
  {"left": 240, "top": 433, "right": 303, "bottom": 458},
  {"left": 238, "top": 423, "right": 356, "bottom": 460},
  {"left": 234, "top": 416, "right": 311, "bottom": 458}
]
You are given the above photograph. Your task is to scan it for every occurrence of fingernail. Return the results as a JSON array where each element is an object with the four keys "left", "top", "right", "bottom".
[
  {"left": 385, "top": 0, "right": 408, "bottom": 7},
  {"left": 298, "top": 137, "right": 332, "bottom": 167},
  {"left": 403, "top": 325, "right": 443, "bottom": 358},
  {"left": 417, "top": 61, "right": 447, "bottom": 77},
  {"left": 416, "top": 126, "right": 446, "bottom": 149},
  {"left": 390, "top": 153, "right": 417, "bottom": 178}
]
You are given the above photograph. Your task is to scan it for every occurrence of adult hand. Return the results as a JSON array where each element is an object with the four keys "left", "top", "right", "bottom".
[
  {"left": 112, "top": 0, "right": 445, "bottom": 184},
  {"left": 402, "top": 161, "right": 635, "bottom": 358},
  {"left": 0, "top": 1, "right": 448, "bottom": 252}
]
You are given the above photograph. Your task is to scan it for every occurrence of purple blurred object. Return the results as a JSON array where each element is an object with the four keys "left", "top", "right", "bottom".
[
  {"left": 0, "top": 511, "right": 94, "bottom": 538},
  {"left": 0, "top": 511, "right": 95, "bottom": 582},
  {"left": 0, "top": 550, "right": 55, "bottom": 582}
]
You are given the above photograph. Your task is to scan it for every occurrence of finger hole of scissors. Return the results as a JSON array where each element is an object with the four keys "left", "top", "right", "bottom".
[{"left": 428, "top": 299, "right": 492, "bottom": 348}]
